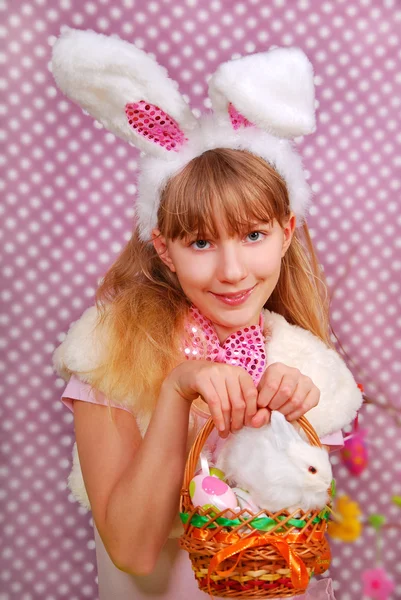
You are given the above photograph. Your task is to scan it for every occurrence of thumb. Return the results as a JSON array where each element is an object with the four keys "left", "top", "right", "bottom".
[{"left": 251, "top": 407, "right": 271, "bottom": 428}]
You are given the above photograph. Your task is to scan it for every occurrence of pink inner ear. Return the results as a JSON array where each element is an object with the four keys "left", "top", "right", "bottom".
[
  {"left": 228, "top": 102, "right": 254, "bottom": 130},
  {"left": 125, "top": 101, "right": 187, "bottom": 152}
]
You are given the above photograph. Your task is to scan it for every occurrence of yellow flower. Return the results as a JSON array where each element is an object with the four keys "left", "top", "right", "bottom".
[{"left": 327, "top": 495, "right": 362, "bottom": 542}]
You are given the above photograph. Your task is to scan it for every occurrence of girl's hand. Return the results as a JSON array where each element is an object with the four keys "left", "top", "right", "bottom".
[
  {"left": 163, "top": 361, "right": 266, "bottom": 438},
  {"left": 251, "top": 362, "right": 320, "bottom": 427}
]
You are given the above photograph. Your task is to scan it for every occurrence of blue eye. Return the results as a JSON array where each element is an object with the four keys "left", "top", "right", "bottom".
[
  {"left": 191, "top": 239, "right": 211, "bottom": 250},
  {"left": 246, "top": 231, "right": 264, "bottom": 242},
  {"left": 189, "top": 231, "right": 266, "bottom": 249}
]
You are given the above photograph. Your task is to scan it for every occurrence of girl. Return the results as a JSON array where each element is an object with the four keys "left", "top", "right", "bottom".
[{"left": 51, "top": 29, "right": 363, "bottom": 599}]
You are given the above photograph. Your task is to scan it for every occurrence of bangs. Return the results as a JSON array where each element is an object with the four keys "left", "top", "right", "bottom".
[{"left": 158, "top": 148, "right": 290, "bottom": 241}]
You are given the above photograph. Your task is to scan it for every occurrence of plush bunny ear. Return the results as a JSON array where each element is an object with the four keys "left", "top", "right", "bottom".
[
  {"left": 208, "top": 46, "right": 316, "bottom": 139},
  {"left": 50, "top": 27, "right": 198, "bottom": 158},
  {"left": 269, "top": 411, "right": 304, "bottom": 451}
]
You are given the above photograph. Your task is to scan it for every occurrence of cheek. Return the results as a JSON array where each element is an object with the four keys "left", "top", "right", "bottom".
[
  {"left": 252, "top": 245, "right": 282, "bottom": 278},
  {"left": 176, "top": 255, "right": 215, "bottom": 287},
  {"left": 173, "top": 267, "right": 205, "bottom": 296}
]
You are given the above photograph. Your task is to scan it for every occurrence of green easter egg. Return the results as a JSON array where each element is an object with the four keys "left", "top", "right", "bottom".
[
  {"left": 210, "top": 467, "right": 226, "bottom": 481},
  {"left": 202, "top": 503, "right": 219, "bottom": 518},
  {"left": 189, "top": 480, "right": 196, "bottom": 498}
]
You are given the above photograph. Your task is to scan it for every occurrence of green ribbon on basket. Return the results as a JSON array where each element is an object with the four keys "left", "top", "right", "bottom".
[{"left": 180, "top": 510, "right": 330, "bottom": 531}]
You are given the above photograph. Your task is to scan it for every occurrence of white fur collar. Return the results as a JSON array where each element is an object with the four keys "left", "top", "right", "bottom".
[
  {"left": 53, "top": 305, "right": 363, "bottom": 520},
  {"left": 261, "top": 309, "right": 362, "bottom": 438}
]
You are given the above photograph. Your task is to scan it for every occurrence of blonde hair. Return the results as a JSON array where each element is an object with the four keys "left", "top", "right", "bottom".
[{"left": 81, "top": 148, "right": 335, "bottom": 419}]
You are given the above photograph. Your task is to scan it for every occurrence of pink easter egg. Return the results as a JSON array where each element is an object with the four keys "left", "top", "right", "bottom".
[
  {"left": 189, "top": 474, "right": 238, "bottom": 513},
  {"left": 341, "top": 430, "right": 368, "bottom": 476}
]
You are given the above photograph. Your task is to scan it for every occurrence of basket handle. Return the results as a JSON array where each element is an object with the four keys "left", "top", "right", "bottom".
[{"left": 181, "top": 414, "right": 322, "bottom": 500}]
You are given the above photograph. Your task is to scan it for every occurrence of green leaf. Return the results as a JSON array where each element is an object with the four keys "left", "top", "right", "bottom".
[{"left": 368, "top": 514, "right": 386, "bottom": 529}]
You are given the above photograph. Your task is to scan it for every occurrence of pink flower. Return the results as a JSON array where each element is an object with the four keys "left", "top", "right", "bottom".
[{"left": 362, "top": 568, "right": 394, "bottom": 600}]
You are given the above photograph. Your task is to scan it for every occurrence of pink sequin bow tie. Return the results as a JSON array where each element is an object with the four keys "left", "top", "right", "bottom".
[{"left": 182, "top": 305, "right": 267, "bottom": 387}]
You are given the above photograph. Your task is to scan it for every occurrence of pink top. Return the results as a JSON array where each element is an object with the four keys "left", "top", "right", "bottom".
[
  {"left": 61, "top": 375, "right": 135, "bottom": 415},
  {"left": 61, "top": 375, "right": 340, "bottom": 599}
]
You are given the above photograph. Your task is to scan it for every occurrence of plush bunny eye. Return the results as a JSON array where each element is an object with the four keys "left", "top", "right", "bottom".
[{"left": 308, "top": 466, "right": 317, "bottom": 474}]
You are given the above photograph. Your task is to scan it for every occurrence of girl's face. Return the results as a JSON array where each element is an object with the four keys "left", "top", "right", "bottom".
[{"left": 152, "top": 213, "right": 296, "bottom": 343}]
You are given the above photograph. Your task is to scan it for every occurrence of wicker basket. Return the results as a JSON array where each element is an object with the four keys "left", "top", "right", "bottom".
[{"left": 179, "top": 416, "right": 333, "bottom": 599}]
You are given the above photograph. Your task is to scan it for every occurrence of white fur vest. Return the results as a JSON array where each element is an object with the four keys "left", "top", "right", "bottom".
[{"left": 52, "top": 305, "right": 363, "bottom": 537}]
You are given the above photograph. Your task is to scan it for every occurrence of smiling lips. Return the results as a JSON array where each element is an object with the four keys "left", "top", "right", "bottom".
[{"left": 211, "top": 285, "right": 256, "bottom": 305}]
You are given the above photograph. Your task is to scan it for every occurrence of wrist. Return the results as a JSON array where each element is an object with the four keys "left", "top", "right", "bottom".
[
  {"left": 160, "top": 375, "right": 194, "bottom": 405},
  {"left": 162, "top": 363, "right": 200, "bottom": 403}
]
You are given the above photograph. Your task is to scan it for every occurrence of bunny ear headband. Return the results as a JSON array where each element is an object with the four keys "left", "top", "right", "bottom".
[{"left": 50, "top": 27, "right": 317, "bottom": 242}]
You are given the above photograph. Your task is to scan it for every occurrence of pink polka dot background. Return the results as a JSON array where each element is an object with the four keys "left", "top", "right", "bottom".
[{"left": 1, "top": 1, "right": 400, "bottom": 598}]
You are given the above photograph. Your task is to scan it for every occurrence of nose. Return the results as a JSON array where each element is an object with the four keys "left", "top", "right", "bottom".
[{"left": 216, "top": 240, "right": 248, "bottom": 284}]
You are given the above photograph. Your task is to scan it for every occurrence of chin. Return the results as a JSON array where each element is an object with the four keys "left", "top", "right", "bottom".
[{"left": 212, "top": 307, "right": 259, "bottom": 326}]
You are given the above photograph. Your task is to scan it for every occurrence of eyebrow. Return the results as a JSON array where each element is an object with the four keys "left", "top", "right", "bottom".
[{"left": 182, "top": 221, "right": 272, "bottom": 241}]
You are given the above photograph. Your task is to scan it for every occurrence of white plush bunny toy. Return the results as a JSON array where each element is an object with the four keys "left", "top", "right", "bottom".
[{"left": 216, "top": 411, "right": 333, "bottom": 515}]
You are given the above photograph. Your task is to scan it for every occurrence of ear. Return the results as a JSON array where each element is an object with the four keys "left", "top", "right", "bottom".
[
  {"left": 50, "top": 27, "right": 198, "bottom": 159},
  {"left": 269, "top": 410, "right": 303, "bottom": 450},
  {"left": 152, "top": 229, "right": 176, "bottom": 273},
  {"left": 281, "top": 212, "right": 296, "bottom": 258},
  {"left": 208, "top": 46, "right": 316, "bottom": 139}
]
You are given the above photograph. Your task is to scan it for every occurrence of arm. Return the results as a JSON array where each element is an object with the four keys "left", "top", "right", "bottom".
[
  {"left": 74, "top": 380, "right": 191, "bottom": 576},
  {"left": 74, "top": 360, "right": 261, "bottom": 576}
]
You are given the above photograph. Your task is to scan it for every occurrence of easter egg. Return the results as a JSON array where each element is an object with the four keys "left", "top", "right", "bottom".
[
  {"left": 340, "top": 430, "right": 368, "bottom": 476},
  {"left": 313, "top": 538, "right": 331, "bottom": 575},
  {"left": 194, "top": 466, "right": 227, "bottom": 481},
  {"left": 189, "top": 474, "right": 238, "bottom": 514},
  {"left": 209, "top": 467, "right": 226, "bottom": 481},
  {"left": 232, "top": 487, "right": 261, "bottom": 513}
]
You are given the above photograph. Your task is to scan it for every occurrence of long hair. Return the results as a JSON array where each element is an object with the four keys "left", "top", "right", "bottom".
[{"left": 80, "top": 148, "right": 334, "bottom": 419}]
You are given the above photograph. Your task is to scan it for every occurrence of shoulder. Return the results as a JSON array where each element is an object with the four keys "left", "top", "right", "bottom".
[
  {"left": 52, "top": 304, "right": 109, "bottom": 383},
  {"left": 53, "top": 304, "right": 156, "bottom": 434},
  {"left": 262, "top": 309, "right": 364, "bottom": 437},
  {"left": 262, "top": 309, "right": 329, "bottom": 355},
  {"left": 262, "top": 308, "right": 345, "bottom": 365}
]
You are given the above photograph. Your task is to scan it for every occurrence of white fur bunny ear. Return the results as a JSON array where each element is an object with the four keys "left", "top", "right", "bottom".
[
  {"left": 208, "top": 46, "right": 316, "bottom": 139},
  {"left": 50, "top": 27, "right": 198, "bottom": 159},
  {"left": 269, "top": 411, "right": 304, "bottom": 450}
]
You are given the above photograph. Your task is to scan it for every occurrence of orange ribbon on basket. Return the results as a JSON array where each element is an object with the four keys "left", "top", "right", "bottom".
[{"left": 206, "top": 533, "right": 309, "bottom": 600}]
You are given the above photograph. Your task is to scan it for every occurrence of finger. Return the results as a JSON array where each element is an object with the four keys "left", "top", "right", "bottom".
[
  {"left": 285, "top": 387, "right": 320, "bottom": 422},
  {"left": 277, "top": 377, "right": 314, "bottom": 416},
  {"left": 268, "top": 373, "right": 299, "bottom": 411},
  {"left": 198, "top": 378, "right": 226, "bottom": 434},
  {"left": 251, "top": 407, "right": 271, "bottom": 428},
  {"left": 257, "top": 370, "right": 283, "bottom": 408},
  {"left": 239, "top": 372, "right": 258, "bottom": 426},
  {"left": 225, "top": 375, "right": 246, "bottom": 432},
  {"left": 210, "top": 373, "right": 231, "bottom": 437}
]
